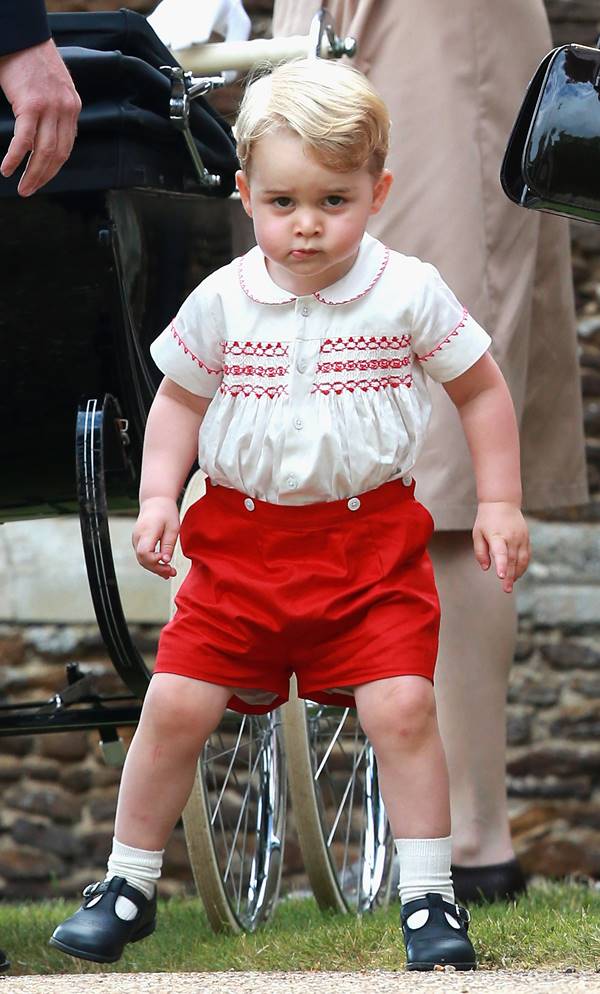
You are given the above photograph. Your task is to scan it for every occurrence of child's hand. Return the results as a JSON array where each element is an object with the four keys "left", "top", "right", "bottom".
[
  {"left": 472, "top": 501, "right": 530, "bottom": 593},
  {"left": 132, "top": 497, "right": 180, "bottom": 579}
]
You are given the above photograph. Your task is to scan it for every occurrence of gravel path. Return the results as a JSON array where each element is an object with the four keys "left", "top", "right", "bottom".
[{"left": 4, "top": 972, "right": 600, "bottom": 994}]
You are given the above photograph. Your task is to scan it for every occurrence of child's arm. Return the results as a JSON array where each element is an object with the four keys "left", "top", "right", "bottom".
[
  {"left": 443, "top": 352, "right": 530, "bottom": 593},
  {"left": 132, "top": 376, "right": 211, "bottom": 579}
]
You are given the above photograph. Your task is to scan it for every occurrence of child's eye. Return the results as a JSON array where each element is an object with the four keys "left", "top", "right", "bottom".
[
  {"left": 272, "top": 196, "right": 293, "bottom": 208},
  {"left": 324, "top": 195, "right": 345, "bottom": 207}
]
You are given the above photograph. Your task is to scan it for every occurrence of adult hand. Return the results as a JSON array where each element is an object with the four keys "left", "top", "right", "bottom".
[{"left": 0, "top": 38, "right": 81, "bottom": 197}]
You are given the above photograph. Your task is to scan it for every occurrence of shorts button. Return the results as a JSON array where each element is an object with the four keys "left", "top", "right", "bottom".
[
  {"left": 347, "top": 497, "right": 361, "bottom": 511},
  {"left": 402, "top": 475, "right": 413, "bottom": 487},
  {"left": 244, "top": 497, "right": 255, "bottom": 511}
]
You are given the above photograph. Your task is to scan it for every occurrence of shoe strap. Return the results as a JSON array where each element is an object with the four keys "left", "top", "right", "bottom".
[
  {"left": 401, "top": 893, "right": 470, "bottom": 929},
  {"left": 82, "top": 876, "right": 149, "bottom": 908}
]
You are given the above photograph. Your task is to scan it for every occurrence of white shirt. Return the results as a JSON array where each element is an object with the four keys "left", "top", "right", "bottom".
[{"left": 150, "top": 233, "right": 491, "bottom": 505}]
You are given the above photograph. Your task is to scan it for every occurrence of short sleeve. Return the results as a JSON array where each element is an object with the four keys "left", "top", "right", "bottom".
[
  {"left": 150, "top": 282, "right": 223, "bottom": 398},
  {"left": 410, "top": 262, "right": 491, "bottom": 383}
]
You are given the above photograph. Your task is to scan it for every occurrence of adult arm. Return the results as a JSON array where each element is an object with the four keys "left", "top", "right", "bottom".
[
  {"left": 0, "top": 0, "right": 50, "bottom": 56},
  {"left": 0, "top": 0, "right": 81, "bottom": 196}
]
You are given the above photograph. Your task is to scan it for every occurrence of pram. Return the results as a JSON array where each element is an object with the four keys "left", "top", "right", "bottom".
[{"left": 0, "top": 9, "right": 393, "bottom": 933}]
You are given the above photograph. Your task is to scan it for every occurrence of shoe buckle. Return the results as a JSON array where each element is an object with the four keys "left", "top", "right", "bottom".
[
  {"left": 82, "top": 881, "right": 103, "bottom": 899},
  {"left": 457, "top": 903, "right": 470, "bottom": 924}
]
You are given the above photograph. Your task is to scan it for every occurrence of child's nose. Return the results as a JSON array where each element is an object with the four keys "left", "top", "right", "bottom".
[{"left": 295, "top": 209, "right": 321, "bottom": 236}]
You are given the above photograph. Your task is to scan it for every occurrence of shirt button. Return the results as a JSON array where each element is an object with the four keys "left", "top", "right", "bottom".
[
  {"left": 402, "top": 475, "right": 413, "bottom": 487},
  {"left": 347, "top": 497, "right": 361, "bottom": 511},
  {"left": 287, "top": 475, "right": 298, "bottom": 490},
  {"left": 244, "top": 497, "right": 255, "bottom": 511},
  {"left": 293, "top": 417, "right": 304, "bottom": 430},
  {"left": 297, "top": 358, "right": 307, "bottom": 373},
  {"left": 301, "top": 305, "right": 310, "bottom": 317}
]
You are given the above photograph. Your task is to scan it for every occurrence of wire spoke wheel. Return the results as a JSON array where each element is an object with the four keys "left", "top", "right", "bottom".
[
  {"left": 171, "top": 472, "right": 287, "bottom": 933},
  {"left": 283, "top": 680, "right": 393, "bottom": 914},
  {"left": 183, "top": 706, "right": 286, "bottom": 933}
]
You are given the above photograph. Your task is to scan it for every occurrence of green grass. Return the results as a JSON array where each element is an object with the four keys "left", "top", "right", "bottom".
[{"left": 2, "top": 882, "right": 600, "bottom": 976}]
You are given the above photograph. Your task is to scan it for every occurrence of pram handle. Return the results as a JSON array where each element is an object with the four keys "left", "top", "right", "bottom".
[{"left": 175, "top": 9, "right": 357, "bottom": 76}]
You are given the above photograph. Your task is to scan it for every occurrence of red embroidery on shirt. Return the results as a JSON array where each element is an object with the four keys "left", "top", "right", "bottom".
[
  {"left": 170, "top": 324, "right": 220, "bottom": 375},
  {"left": 314, "top": 247, "right": 390, "bottom": 305},
  {"left": 223, "top": 364, "right": 288, "bottom": 378},
  {"left": 222, "top": 341, "right": 289, "bottom": 358},
  {"left": 320, "top": 334, "right": 411, "bottom": 353},
  {"left": 312, "top": 374, "right": 413, "bottom": 395},
  {"left": 220, "top": 383, "right": 288, "bottom": 398},
  {"left": 316, "top": 357, "right": 411, "bottom": 375},
  {"left": 416, "top": 308, "right": 469, "bottom": 362}
]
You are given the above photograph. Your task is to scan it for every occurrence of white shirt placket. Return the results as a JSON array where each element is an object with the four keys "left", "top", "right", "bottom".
[{"left": 279, "top": 297, "right": 320, "bottom": 495}]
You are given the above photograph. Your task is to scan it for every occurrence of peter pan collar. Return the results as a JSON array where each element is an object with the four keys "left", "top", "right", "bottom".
[{"left": 238, "top": 232, "right": 390, "bottom": 306}]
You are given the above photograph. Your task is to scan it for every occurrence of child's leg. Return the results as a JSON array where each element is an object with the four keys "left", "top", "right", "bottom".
[
  {"left": 354, "top": 674, "right": 476, "bottom": 970},
  {"left": 50, "top": 673, "right": 232, "bottom": 963},
  {"left": 354, "top": 674, "right": 450, "bottom": 840},
  {"left": 114, "top": 673, "right": 232, "bottom": 851}
]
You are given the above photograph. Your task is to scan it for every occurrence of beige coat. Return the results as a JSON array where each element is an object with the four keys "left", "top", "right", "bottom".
[{"left": 272, "top": 0, "right": 588, "bottom": 527}]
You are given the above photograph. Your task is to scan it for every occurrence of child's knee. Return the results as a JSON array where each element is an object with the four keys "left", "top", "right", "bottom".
[
  {"left": 357, "top": 678, "right": 437, "bottom": 749},
  {"left": 140, "top": 676, "right": 229, "bottom": 743}
]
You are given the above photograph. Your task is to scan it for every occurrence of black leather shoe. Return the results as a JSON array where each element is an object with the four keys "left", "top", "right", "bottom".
[
  {"left": 452, "top": 858, "right": 527, "bottom": 904},
  {"left": 401, "top": 892, "right": 477, "bottom": 971},
  {"left": 49, "top": 876, "right": 156, "bottom": 964}
]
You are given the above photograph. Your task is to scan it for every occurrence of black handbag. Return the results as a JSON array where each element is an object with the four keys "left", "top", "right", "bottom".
[{"left": 501, "top": 43, "right": 600, "bottom": 223}]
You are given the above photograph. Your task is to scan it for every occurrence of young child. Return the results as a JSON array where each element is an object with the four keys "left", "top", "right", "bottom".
[{"left": 50, "top": 58, "right": 529, "bottom": 971}]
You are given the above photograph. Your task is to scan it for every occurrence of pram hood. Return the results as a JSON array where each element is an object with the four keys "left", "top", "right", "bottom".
[{"left": 0, "top": 9, "right": 239, "bottom": 197}]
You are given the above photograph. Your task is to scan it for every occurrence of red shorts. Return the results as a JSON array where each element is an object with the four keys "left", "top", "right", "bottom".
[{"left": 154, "top": 479, "right": 440, "bottom": 714}]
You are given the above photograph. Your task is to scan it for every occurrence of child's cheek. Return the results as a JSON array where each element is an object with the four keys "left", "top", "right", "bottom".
[{"left": 255, "top": 217, "right": 285, "bottom": 259}]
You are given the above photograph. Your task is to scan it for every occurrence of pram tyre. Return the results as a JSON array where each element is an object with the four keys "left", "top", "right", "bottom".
[{"left": 282, "top": 685, "right": 394, "bottom": 914}]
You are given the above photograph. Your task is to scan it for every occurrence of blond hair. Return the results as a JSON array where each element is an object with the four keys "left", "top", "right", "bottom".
[{"left": 235, "top": 58, "right": 390, "bottom": 176}]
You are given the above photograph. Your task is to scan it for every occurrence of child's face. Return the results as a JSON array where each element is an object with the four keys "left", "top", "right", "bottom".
[{"left": 236, "top": 129, "right": 392, "bottom": 295}]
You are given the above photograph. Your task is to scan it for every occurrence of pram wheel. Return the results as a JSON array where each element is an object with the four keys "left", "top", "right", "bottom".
[
  {"left": 282, "top": 689, "right": 394, "bottom": 914},
  {"left": 171, "top": 472, "right": 287, "bottom": 933}
]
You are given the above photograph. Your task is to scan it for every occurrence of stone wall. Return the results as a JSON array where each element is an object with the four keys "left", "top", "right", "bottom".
[{"left": 0, "top": 0, "right": 598, "bottom": 899}]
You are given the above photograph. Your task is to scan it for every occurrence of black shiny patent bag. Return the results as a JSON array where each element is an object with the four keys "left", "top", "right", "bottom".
[{"left": 501, "top": 43, "right": 600, "bottom": 223}]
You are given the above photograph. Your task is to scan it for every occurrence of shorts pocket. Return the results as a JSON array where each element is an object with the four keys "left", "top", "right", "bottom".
[{"left": 367, "top": 499, "right": 434, "bottom": 576}]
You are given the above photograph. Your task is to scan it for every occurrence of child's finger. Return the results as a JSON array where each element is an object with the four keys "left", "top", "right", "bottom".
[
  {"left": 489, "top": 535, "right": 508, "bottom": 581},
  {"left": 472, "top": 528, "right": 491, "bottom": 570},
  {"left": 159, "top": 524, "right": 180, "bottom": 564},
  {"left": 515, "top": 540, "right": 531, "bottom": 580},
  {"left": 134, "top": 538, "right": 162, "bottom": 565},
  {"left": 138, "top": 548, "right": 177, "bottom": 578}
]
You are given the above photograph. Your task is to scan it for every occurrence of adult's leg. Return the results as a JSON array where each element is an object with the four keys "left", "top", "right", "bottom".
[{"left": 429, "top": 531, "right": 516, "bottom": 866}]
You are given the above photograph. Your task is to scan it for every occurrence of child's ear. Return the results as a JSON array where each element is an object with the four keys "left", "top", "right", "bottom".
[
  {"left": 370, "top": 169, "right": 393, "bottom": 215},
  {"left": 236, "top": 170, "right": 253, "bottom": 217}
]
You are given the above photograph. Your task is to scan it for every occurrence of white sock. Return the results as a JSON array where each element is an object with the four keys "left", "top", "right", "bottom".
[
  {"left": 100, "top": 837, "right": 164, "bottom": 921},
  {"left": 395, "top": 836, "right": 455, "bottom": 907}
]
